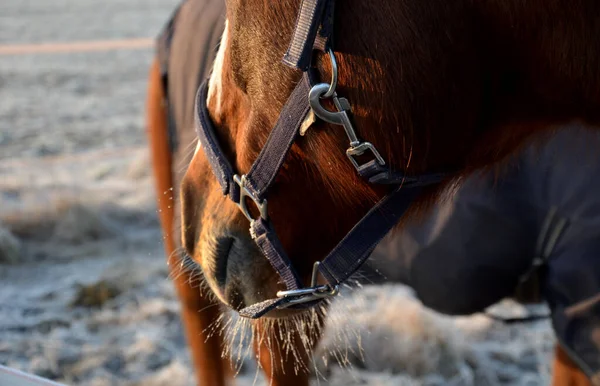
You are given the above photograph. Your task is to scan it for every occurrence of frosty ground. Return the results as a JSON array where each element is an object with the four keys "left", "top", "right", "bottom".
[{"left": 0, "top": 1, "right": 556, "bottom": 385}]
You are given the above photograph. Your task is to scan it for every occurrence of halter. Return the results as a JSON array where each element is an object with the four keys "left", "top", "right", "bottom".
[{"left": 194, "top": 0, "right": 448, "bottom": 318}]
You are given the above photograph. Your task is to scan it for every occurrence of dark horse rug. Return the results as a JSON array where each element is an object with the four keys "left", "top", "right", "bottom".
[{"left": 371, "top": 126, "right": 600, "bottom": 383}]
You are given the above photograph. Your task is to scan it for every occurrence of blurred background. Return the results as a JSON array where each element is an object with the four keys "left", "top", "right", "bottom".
[{"left": 0, "top": 1, "right": 556, "bottom": 385}]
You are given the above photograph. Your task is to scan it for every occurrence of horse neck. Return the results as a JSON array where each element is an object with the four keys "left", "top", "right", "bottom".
[{"left": 324, "top": 0, "right": 600, "bottom": 180}]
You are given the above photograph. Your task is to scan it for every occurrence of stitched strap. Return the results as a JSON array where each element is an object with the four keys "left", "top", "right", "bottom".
[
  {"left": 283, "top": 0, "right": 333, "bottom": 70},
  {"left": 313, "top": 0, "right": 335, "bottom": 51},
  {"left": 194, "top": 81, "right": 236, "bottom": 195},
  {"left": 358, "top": 159, "right": 449, "bottom": 186},
  {"left": 251, "top": 218, "right": 303, "bottom": 290},
  {"left": 317, "top": 185, "right": 422, "bottom": 285},
  {"left": 239, "top": 297, "right": 292, "bottom": 318},
  {"left": 245, "top": 74, "right": 312, "bottom": 199}
]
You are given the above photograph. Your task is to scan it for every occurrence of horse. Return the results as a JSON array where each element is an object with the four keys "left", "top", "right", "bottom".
[{"left": 149, "top": 0, "right": 600, "bottom": 384}]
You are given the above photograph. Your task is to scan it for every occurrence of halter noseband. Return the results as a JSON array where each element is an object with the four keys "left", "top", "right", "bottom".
[{"left": 194, "top": 0, "right": 448, "bottom": 318}]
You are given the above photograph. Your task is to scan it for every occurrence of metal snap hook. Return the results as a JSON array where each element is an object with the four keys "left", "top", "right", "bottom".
[
  {"left": 309, "top": 83, "right": 361, "bottom": 146},
  {"left": 322, "top": 48, "right": 338, "bottom": 99},
  {"left": 233, "top": 174, "right": 268, "bottom": 222},
  {"left": 309, "top": 83, "right": 346, "bottom": 125},
  {"left": 308, "top": 59, "right": 387, "bottom": 173}
]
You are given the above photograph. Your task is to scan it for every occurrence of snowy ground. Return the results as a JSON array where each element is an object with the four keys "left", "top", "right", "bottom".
[{"left": 0, "top": 1, "right": 556, "bottom": 385}]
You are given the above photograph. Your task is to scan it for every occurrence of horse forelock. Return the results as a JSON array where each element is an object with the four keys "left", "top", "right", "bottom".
[{"left": 195, "top": 19, "right": 234, "bottom": 159}]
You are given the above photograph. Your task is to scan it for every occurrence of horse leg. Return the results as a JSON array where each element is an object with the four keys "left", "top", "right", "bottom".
[
  {"left": 551, "top": 344, "right": 592, "bottom": 386},
  {"left": 252, "top": 317, "right": 323, "bottom": 386},
  {"left": 146, "top": 57, "right": 232, "bottom": 386}
]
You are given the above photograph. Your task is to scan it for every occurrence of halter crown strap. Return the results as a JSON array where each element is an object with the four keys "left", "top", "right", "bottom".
[{"left": 283, "top": 0, "right": 335, "bottom": 70}]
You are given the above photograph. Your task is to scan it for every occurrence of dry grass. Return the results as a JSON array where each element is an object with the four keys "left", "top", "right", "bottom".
[{"left": 0, "top": 222, "right": 21, "bottom": 263}]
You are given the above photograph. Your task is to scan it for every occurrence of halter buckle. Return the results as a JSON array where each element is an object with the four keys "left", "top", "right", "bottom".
[
  {"left": 233, "top": 174, "right": 268, "bottom": 222},
  {"left": 275, "top": 261, "right": 339, "bottom": 307},
  {"left": 347, "top": 142, "right": 386, "bottom": 169}
]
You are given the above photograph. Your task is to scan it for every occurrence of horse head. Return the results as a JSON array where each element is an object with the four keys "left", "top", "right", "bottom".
[{"left": 180, "top": 0, "right": 600, "bottom": 317}]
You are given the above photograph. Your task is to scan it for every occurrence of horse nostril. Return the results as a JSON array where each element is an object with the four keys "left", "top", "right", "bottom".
[
  {"left": 224, "top": 287, "right": 245, "bottom": 311},
  {"left": 213, "top": 236, "right": 234, "bottom": 287}
]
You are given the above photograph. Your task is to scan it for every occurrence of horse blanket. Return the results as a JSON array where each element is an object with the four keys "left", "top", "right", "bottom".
[{"left": 371, "top": 126, "right": 600, "bottom": 383}]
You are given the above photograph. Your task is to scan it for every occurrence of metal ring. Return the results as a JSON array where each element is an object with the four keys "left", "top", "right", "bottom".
[
  {"left": 322, "top": 48, "right": 338, "bottom": 99},
  {"left": 233, "top": 174, "right": 268, "bottom": 222}
]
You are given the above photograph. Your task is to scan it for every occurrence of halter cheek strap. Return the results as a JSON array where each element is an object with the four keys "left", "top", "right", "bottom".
[{"left": 194, "top": 0, "right": 450, "bottom": 318}]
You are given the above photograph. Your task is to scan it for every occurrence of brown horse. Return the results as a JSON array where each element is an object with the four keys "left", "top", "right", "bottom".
[{"left": 176, "top": 0, "right": 600, "bottom": 384}]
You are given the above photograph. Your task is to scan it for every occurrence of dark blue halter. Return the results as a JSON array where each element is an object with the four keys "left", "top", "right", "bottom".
[{"left": 194, "top": 0, "right": 448, "bottom": 318}]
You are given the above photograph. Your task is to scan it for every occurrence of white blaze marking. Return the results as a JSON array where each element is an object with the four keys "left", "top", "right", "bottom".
[
  {"left": 194, "top": 140, "right": 202, "bottom": 157},
  {"left": 207, "top": 20, "right": 229, "bottom": 117},
  {"left": 196, "top": 20, "right": 229, "bottom": 158}
]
